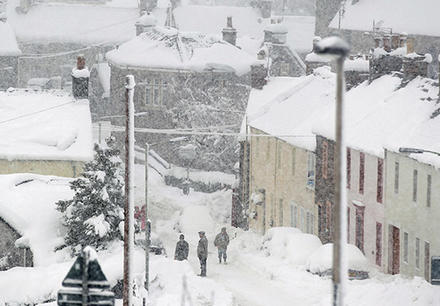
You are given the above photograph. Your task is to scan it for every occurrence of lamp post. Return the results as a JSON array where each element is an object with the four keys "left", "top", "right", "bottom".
[
  {"left": 399, "top": 147, "right": 440, "bottom": 156},
  {"left": 314, "top": 36, "right": 350, "bottom": 306}
]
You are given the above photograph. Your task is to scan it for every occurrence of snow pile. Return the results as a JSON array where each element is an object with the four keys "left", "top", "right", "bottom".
[
  {"left": 345, "top": 58, "right": 369, "bottom": 72},
  {"left": 71, "top": 67, "right": 90, "bottom": 78},
  {"left": 0, "top": 20, "right": 21, "bottom": 56},
  {"left": 329, "top": 0, "right": 440, "bottom": 37},
  {"left": 262, "top": 227, "right": 322, "bottom": 265},
  {"left": 106, "top": 26, "right": 255, "bottom": 76},
  {"left": 0, "top": 174, "right": 73, "bottom": 266},
  {"left": 305, "top": 52, "right": 331, "bottom": 63},
  {"left": 178, "top": 205, "right": 215, "bottom": 236},
  {"left": 85, "top": 214, "right": 111, "bottom": 238},
  {"left": 0, "top": 90, "right": 93, "bottom": 161},
  {"left": 306, "top": 243, "right": 370, "bottom": 274}
]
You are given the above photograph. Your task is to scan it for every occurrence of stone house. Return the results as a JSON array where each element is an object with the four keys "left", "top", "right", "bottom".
[
  {"left": 315, "top": 0, "right": 440, "bottom": 77},
  {"left": 105, "top": 19, "right": 259, "bottom": 170},
  {"left": 0, "top": 89, "right": 93, "bottom": 177},
  {"left": 4, "top": 0, "right": 139, "bottom": 88}
]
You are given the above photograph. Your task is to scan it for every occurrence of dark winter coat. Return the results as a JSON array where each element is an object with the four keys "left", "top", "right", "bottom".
[
  {"left": 197, "top": 236, "right": 208, "bottom": 260},
  {"left": 214, "top": 232, "right": 229, "bottom": 250},
  {"left": 174, "top": 240, "right": 189, "bottom": 261}
]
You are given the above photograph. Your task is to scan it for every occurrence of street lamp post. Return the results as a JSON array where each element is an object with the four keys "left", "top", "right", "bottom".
[
  {"left": 399, "top": 147, "right": 440, "bottom": 156},
  {"left": 315, "top": 36, "right": 350, "bottom": 306}
]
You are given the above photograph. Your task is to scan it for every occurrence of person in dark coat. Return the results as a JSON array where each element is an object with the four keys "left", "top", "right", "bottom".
[
  {"left": 174, "top": 234, "right": 189, "bottom": 261},
  {"left": 214, "top": 227, "right": 230, "bottom": 264},
  {"left": 197, "top": 231, "right": 208, "bottom": 276}
]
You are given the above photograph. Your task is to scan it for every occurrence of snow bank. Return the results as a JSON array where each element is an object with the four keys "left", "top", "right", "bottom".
[
  {"left": 0, "top": 90, "right": 93, "bottom": 161},
  {"left": 0, "top": 174, "right": 73, "bottom": 266},
  {"left": 262, "top": 227, "right": 322, "bottom": 265},
  {"left": 166, "top": 166, "right": 235, "bottom": 186},
  {"left": 306, "top": 243, "right": 369, "bottom": 274}
]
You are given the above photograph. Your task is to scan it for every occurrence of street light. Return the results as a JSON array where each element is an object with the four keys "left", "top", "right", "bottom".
[
  {"left": 143, "top": 136, "right": 189, "bottom": 294},
  {"left": 315, "top": 36, "right": 350, "bottom": 306},
  {"left": 399, "top": 147, "right": 440, "bottom": 156}
]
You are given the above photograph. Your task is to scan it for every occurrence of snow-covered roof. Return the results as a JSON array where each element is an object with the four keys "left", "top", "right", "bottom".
[
  {"left": 245, "top": 67, "right": 440, "bottom": 168},
  {"left": 106, "top": 26, "right": 256, "bottom": 75},
  {"left": 0, "top": 20, "right": 21, "bottom": 56},
  {"left": 6, "top": 0, "right": 139, "bottom": 44},
  {"left": 153, "top": 5, "right": 315, "bottom": 53},
  {"left": 329, "top": 0, "right": 440, "bottom": 37},
  {"left": 0, "top": 90, "right": 93, "bottom": 161},
  {"left": 244, "top": 67, "right": 335, "bottom": 151},
  {"left": 0, "top": 173, "right": 73, "bottom": 266}
]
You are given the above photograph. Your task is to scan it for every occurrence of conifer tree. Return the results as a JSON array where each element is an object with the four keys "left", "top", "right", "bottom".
[{"left": 56, "top": 137, "right": 125, "bottom": 254}]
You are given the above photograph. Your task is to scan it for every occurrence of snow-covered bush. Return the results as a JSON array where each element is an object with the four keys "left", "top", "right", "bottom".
[
  {"left": 262, "top": 227, "right": 322, "bottom": 265},
  {"left": 56, "top": 137, "right": 125, "bottom": 254}
]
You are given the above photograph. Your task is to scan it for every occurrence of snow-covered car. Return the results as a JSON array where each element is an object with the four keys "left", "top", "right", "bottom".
[
  {"left": 306, "top": 243, "right": 370, "bottom": 280},
  {"left": 135, "top": 232, "right": 167, "bottom": 256}
]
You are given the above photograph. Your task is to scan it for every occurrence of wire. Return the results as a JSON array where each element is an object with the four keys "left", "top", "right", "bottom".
[{"left": 0, "top": 100, "right": 75, "bottom": 125}]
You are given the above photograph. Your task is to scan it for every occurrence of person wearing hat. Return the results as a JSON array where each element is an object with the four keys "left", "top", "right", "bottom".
[
  {"left": 197, "top": 231, "right": 208, "bottom": 276},
  {"left": 214, "top": 227, "right": 229, "bottom": 264},
  {"left": 174, "top": 234, "right": 189, "bottom": 261}
]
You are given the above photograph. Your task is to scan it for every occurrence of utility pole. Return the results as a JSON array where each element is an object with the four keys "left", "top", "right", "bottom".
[
  {"left": 123, "top": 75, "right": 136, "bottom": 306},
  {"left": 144, "top": 143, "right": 151, "bottom": 293}
]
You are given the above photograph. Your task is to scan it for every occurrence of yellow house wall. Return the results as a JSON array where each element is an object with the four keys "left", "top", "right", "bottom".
[
  {"left": 248, "top": 127, "right": 316, "bottom": 235},
  {"left": 0, "top": 159, "right": 85, "bottom": 178}
]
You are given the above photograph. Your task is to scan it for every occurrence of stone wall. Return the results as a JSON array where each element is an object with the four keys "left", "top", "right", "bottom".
[
  {"left": 0, "top": 218, "right": 33, "bottom": 270},
  {"left": 0, "top": 56, "right": 19, "bottom": 90},
  {"left": 0, "top": 159, "right": 85, "bottom": 177}
]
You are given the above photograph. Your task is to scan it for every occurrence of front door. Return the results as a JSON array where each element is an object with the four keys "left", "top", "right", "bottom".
[{"left": 390, "top": 226, "right": 400, "bottom": 274}]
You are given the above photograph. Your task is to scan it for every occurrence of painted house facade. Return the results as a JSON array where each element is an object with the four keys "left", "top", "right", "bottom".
[{"left": 384, "top": 150, "right": 440, "bottom": 282}]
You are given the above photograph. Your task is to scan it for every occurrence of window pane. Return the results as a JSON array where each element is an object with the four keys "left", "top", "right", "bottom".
[{"left": 413, "top": 170, "right": 418, "bottom": 202}]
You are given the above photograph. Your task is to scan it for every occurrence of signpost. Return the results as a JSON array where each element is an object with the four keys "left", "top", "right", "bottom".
[{"left": 57, "top": 247, "right": 115, "bottom": 306}]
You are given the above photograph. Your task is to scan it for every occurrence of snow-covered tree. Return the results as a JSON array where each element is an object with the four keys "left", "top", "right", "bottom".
[{"left": 56, "top": 137, "right": 125, "bottom": 254}]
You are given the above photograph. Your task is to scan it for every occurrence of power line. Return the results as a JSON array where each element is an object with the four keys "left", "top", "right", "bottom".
[{"left": 0, "top": 100, "right": 75, "bottom": 125}]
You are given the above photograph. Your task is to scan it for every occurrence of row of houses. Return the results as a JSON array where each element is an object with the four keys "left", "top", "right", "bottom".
[{"left": 237, "top": 44, "right": 440, "bottom": 283}]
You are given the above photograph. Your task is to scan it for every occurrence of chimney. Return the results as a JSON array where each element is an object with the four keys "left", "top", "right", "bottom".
[
  {"left": 399, "top": 33, "right": 408, "bottom": 48},
  {"left": 391, "top": 34, "right": 400, "bottom": 50},
  {"left": 136, "top": 11, "right": 157, "bottom": 35},
  {"left": 222, "top": 16, "right": 237, "bottom": 46},
  {"left": 383, "top": 34, "right": 391, "bottom": 52},
  {"left": 403, "top": 53, "right": 429, "bottom": 81},
  {"left": 72, "top": 55, "right": 90, "bottom": 99},
  {"left": 251, "top": 63, "right": 267, "bottom": 89},
  {"left": 259, "top": 0, "right": 272, "bottom": 19},
  {"left": 263, "top": 19, "right": 287, "bottom": 44}
]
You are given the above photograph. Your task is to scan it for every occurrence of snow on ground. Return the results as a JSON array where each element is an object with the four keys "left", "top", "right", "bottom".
[
  {"left": 134, "top": 164, "right": 440, "bottom": 306},
  {"left": 0, "top": 90, "right": 93, "bottom": 161}
]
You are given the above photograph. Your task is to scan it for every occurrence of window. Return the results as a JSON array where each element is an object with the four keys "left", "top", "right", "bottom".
[
  {"left": 413, "top": 170, "right": 418, "bottom": 202},
  {"left": 145, "top": 79, "right": 167, "bottom": 105},
  {"left": 277, "top": 145, "right": 281, "bottom": 169},
  {"left": 347, "top": 207, "right": 350, "bottom": 243},
  {"left": 403, "top": 232, "right": 408, "bottom": 263},
  {"left": 306, "top": 211, "right": 310, "bottom": 233},
  {"left": 307, "top": 153, "right": 316, "bottom": 189},
  {"left": 359, "top": 152, "right": 365, "bottom": 194},
  {"left": 376, "top": 222, "right": 382, "bottom": 266},
  {"left": 427, "top": 175, "right": 432, "bottom": 207},
  {"left": 291, "top": 148, "right": 296, "bottom": 175},
  {"left": 394, "top": 161, "right": 399, "bottom": 194},
  {"left": 322, "top": 141, "right": 328, "bottom": 179},
  {"left": 300, "top": 207, "right": 305, "bottom": 232},
  {"left": 377, "top": 158, "right": 384, "bottom": 203},
  {"left": 280, "top": 62, "right": 290, "bottom": 76},
  {"left": 278, "top": 199, "right": 284, "bottom": 226},
  {"left": 266, "top": 140, "right": 271, "bottom": 160},
  {"left": 416, "top": 237, "right": 421, "bottom": 269},
  {"left": 347, "top": 148, "right": 351, "bottom": 189},
  {"left": 291, "top": 204, "right": 298, "bottom": 227},
  {"left": 355, "top": 206, "right": 365, "bottom": 253},
  {"left": 310, "top": 214, "right": 315, "bottom": 235}
]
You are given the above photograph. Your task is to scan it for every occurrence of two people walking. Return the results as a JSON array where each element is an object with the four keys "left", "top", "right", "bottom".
[{"left": 174, "top": 228, "right": 230, "bottom": 277}]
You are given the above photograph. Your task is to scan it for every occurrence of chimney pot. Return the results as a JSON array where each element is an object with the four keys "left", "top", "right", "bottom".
[
  {"left": 222, "top": 16, "right": 237, "bottom": 46},
  {"left": 227, "top": 16, "right": 233, "bottom": 28},
  {"left": 72, "top": 55, "right": 89, "bottom": 99}
]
